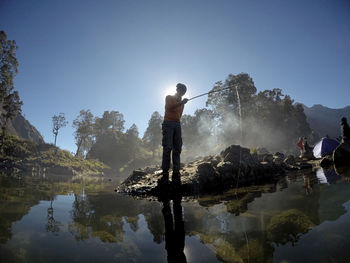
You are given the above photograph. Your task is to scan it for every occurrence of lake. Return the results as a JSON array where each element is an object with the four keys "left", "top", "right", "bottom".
[{"left": 1, "top": 168, "right": 350, "bottom": 263}]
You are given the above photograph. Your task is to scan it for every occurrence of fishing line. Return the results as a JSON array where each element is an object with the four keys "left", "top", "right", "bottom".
[
  {"left": 187, "top": 86, "right": 233, "bottom": 101},
  {"left": 190, "top": 84, "right": 251, "bottom": 261}
]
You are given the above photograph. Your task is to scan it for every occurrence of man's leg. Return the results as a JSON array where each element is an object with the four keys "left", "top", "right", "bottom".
[
  {"left": 161, "top": 122, "right": 174, "bottom": 181},
  {"left": 172, "top": 123, "right": 182, "bottom": 183}
]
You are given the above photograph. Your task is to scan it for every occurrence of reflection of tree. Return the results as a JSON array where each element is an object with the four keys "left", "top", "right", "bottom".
[
  {"left": 46, "top": 198, "right": 61, "bottom": 235},
  {"left": 144, "top": 205, "right": 164, "bottom": 244},
  {"left": 267, "top": 209, "right": 314, "bottom": 246},
  {"left": 125, "top": 216, "right": 139, "bottom": 232},
  {"left": 68, "top": 192, "right": 143, "bottom": 243}
]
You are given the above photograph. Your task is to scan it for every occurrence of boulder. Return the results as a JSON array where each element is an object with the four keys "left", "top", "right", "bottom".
[
  {"left": 273, "top": 156, "right": 284, "bottom": 165},
  {"left": 256, "top": 147, "right": 269, "bottom": 155},
  {"left": 284, "top": 155, "right": 296, "bottom": 166},
  {"left": 197, "top": 162, "right": 216, "bottom": 178},
  {"left": 263, "top": 154, "right": 274, "bottom": 163},
  {"left": 333, "top": 141, "right": 350, "bottom": 175},
  {"left": 216, "top": 161, "right": 235, "bottom": 174},
  {"left": 301, "top": 150, "right": 314, "bottom": 160},
  {"left": 320, "top": 156, "right": 333, "bottom": 168},
  {"left": 123, "top": 170, "right": 147, "bottom": 185},
  {"left": 274, "top": 152, "right": 285, "bottom": 159},
  {"left": 333, "top": 141, "right": 350, "bottom": 167}
]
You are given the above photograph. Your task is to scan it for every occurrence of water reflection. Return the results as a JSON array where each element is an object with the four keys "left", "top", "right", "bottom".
[
  {"left": 1, "top": 167, "right": 350, "bottom": 262},
  {"left": 46, "top": 198, "right": 61, "bottom": 235},
  {"left": 316, "top": 168, "right": 342, "bottom": 184},
  {"left": 161, "top": 195, "right": 187, "bottom": 263}
]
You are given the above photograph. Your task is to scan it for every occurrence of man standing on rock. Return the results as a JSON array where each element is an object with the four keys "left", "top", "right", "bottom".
[{"left": 158, "top": 83, "right": 188, "bottom": 186}]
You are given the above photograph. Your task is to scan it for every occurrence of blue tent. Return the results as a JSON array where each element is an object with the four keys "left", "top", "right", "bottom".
[{"left": 313, "top": 138, "right": 339, "bottom": 158}]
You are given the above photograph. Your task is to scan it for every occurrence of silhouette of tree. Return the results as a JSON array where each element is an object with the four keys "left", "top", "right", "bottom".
[
  {"left": 52, "top": 113, "right": 68, "bottom": 147},
  {"left": 73, "top": 109, "right": 94, "bottom": 157},
  {"left": 126, "top": 123, "right": 139, "bottom": 160},
  {"left": 143, "top": 111, "right": 163, "bottom": 158},
  {"left": 0, "top": 31, "right": 22, "bottom": 138},
  {"left": 94, "top": 110, "right": 125, "bottom": 137}
]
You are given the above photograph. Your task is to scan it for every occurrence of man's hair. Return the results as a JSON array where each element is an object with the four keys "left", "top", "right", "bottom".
[{"left": 176, "top": 83, "right": 187, "bottom": 93}]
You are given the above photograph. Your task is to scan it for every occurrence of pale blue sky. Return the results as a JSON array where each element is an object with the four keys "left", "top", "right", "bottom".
[{"left": 1, "top": 0, "right": 349, "bottom": 152}]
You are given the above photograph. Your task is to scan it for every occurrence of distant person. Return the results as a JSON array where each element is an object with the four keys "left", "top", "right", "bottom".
[
  {"left": 296, "top": 137, "right": 304, "bottom": 155},
  {"left": 303, "top": 137, "right": 310, "bottom": 152},
  {"left": 341, "top": 117, "right": 350, "bottom": 142},
  {"left": 159, "top": 83, "right": 188, "bottom": 186}
]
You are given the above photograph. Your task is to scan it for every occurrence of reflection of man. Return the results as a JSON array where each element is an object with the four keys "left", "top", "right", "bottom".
[
  {"left": 162, "top": 196, "right": 187, "bottom": 263},
  {"left": 159, "top": 83, "right": 188, "bottom": 186}
]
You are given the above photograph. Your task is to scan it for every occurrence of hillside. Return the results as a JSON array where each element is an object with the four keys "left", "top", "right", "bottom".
[
  {"left": 0, "top": 106, "right": 44, "bottom": 144},
  {"left": 303, "top": 104, "right": 350, "bottom": 140}
]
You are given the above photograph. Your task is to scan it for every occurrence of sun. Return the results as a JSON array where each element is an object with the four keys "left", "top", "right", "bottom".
[{"left": 162, "top": 84, "right": 177, "bottom": 99}]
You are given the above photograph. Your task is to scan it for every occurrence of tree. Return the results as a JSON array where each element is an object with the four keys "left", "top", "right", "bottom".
[
  {"left": 73, "top": 110, "right": 94, "bottom": 157},
  {"left": 125, "top": 123, "right": 139, "bottom": 160},
  {"left": 94, "top": 110, "right": 125, "bottom": 137},
  {"left": 52, "top": 113, "right": 68, "bottom": 147},
  {"left": 206, "top": 73, "right": 256, "bottom": 120},
  {"left": 87, "top": 130, "right": 129, "bottom": 170},
  {"left": 206, "top": 73, "right": 256, "bottom": 145},
  {"left": 0, "top": 31, "right": 22, "bottom": 137},
  {"left": 143, "top": 111, "right": 162, "bottom": 157},
  {"left": 181, "top": 109, "right": 217, "bottom": 157}
]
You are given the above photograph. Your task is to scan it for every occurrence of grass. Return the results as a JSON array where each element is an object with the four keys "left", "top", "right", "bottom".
[{"left": 0, "top": 134, "right": 110, "bottom": 175}]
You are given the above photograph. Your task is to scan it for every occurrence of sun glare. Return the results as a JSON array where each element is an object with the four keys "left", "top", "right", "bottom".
[{"left": 162, "top": 84, "right": 177, "bottom": 99}]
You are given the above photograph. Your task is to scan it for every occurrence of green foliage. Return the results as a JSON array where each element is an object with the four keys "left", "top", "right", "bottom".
[
  {"left": 267, "top": 209, "right": 314, "bottom": 245},
  {"left": 0, "top": 30, "right": 22, "bottom": 136},
  {"left": 94, "top": 110, "right": 125, "bottom": 137},
  {"left": 206, "top": 73, "right": 256, "bottom": 119},
  {"left": 202, "top": 73, "right": 313, "bottom": 153},
  {"left": 73, "top": 109, "right": 94, "bottom": 157},
  {"left": 143, "top": 111, "right": 162, "bottom": 157},
  {"left": 88, "top": 130, "right": 129, "bottom": 169},
  {"left": 52, "top": 113, "right": 68, "bottom": 146},
  {"left": 0, "top": 134, "right": 37, "bottom": 158},
  {"left": 0, "top": 134, "right": 108, "bottom": 173},
  {"left": 181, "top": 108, "right": 217, "bottom": 158}
]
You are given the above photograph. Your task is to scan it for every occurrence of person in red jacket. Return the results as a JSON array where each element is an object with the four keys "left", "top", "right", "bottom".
[
  {"left": 296, "top": 137, "right": 304, "bottom": 156},
  {"left": 158, "top": 83, "right": 188, "bottom": 186}
]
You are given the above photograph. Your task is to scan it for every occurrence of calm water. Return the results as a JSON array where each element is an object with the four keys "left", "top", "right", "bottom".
[{"left": 1, "top": 168, "right": 350, "bottom": 263}]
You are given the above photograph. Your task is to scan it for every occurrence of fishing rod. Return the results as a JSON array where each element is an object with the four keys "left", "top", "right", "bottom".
[{"left": 187, "top": 86, "right": 235, "bottom": 101}]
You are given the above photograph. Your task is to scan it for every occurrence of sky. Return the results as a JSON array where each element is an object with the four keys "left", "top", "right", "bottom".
[{"left": 1, "top": 0, "right": 349, "bottom": 153}]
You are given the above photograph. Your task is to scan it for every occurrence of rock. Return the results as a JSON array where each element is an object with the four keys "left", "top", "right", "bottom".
[
  {"left": 320, "top": 156, "right": 333, "bottom": 168},
  {"left": 298, "top": 162, "right": 312, "bottom": 169},
  {"left": 333, "top": 141, "right": 350, "bottom": 175},
  {"left": 284, "top": 155, "right": 296, "bottom": 166},
  {"left": 123, "top": 170, "right": 148, "bottom": 185},
  {"left": 220, "top": 145, "right": 241, "bottom": 158},
  {"left": 216, "top": 161, "right": 235, "bottom": 174},
  {"left": 301, "top": 150, "right": 314, "bottom": 160},
  {"left": 143, "top": 166, "right": 160, "bottom": 174},
  {"left": 274, "top": 152, "right": 285, "bottom": 159},
  {"left": 263, "top": 154, "right": 273, "bottom": 163},
  {"left": 223, "top": 151, "right": 240, "bottom": 163},
  {"left": 210, "top": 158, "right": 221, "bottom": 167},
  {"left": 119, "top": 144, "right": 289, "bottom": 196},
  {"left": 273, "top": 156, "right": 284, "bottom": 165},
  {"left": 333, "top": 141, "right": 350, "bottom": 167},
  {"left": 197, "top": 162, "right": 216, "bottom": 177},
  {"left": 256, "top": 147, "right": 269, "bottom": 155}
]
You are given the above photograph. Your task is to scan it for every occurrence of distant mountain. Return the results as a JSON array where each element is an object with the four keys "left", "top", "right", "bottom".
[
  {"left": 302, "top": 104, "right": 350, "bottom": 139},
  {"left": 0, "top": 106, "right": 44, "bottom": 144}
]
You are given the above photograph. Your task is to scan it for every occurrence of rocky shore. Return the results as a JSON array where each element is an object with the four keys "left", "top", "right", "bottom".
[{"left": 117, "top": 145, "right": 313, "bottom": 196}]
